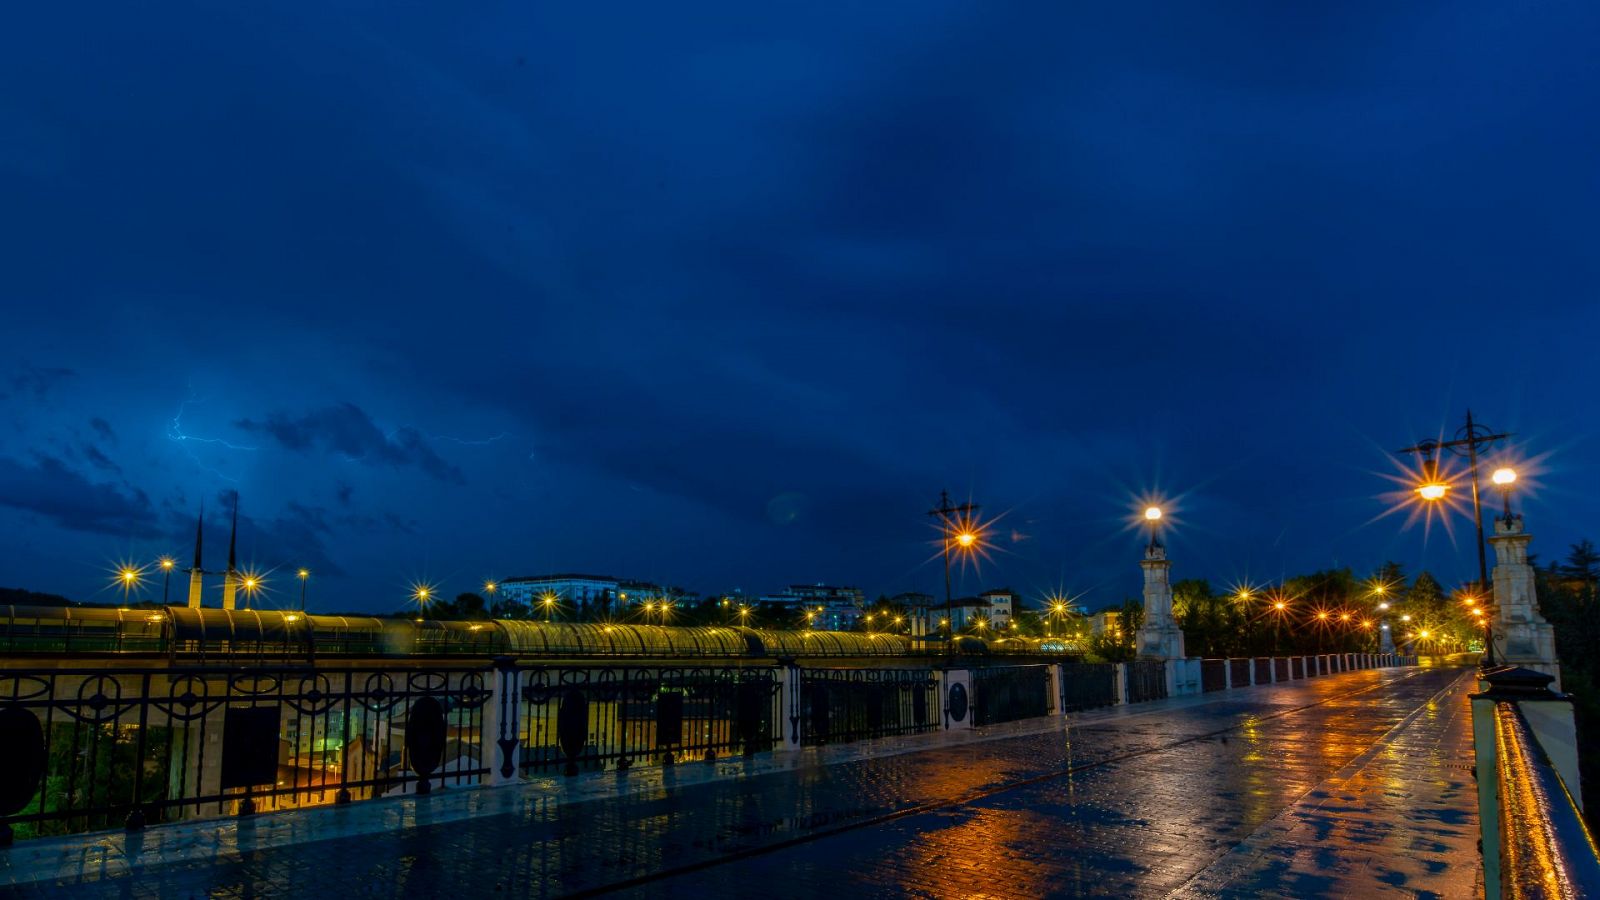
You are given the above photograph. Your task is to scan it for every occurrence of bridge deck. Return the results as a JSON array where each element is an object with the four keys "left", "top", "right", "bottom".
[{"left": 1, "top": 665, "right": 1481, "bottom": 898}]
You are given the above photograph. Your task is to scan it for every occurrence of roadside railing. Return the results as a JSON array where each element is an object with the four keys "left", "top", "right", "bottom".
[
  {"left": 972, "top": 664, "right": 1053, "bottom": 726},
  {"left": 0, "top": 651, "right": 1416, "bottom": 845},
  {"left": 1127, "top": 660, "right": 1169, "bottom": 703},
  {"left": 1471, "top": 666, "right": 1600, "bottom": 900},
  {"left": 1059, "top": 662, "right": 1117, "bottom": 712},
  {"left": 797, "top": 667, "right": 938, "bottom": 746},
  {"left": 517, "top": 665, "right": 780, "bottom": 775},
  {"left": 0, "top": 664, "right": 489, "bottom": 844}
]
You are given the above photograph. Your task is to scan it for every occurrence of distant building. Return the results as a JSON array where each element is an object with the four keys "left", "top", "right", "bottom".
[
  {"left": 947, "top": 596, "right": 995, "bottom": 630},
  {"left": 497, "top": 574, "right": 692, "bottom": 616},
  {"left": 760, "top": 584, "right": 865, "bottom": 630},
  {"left": 1089, "top": 609, "right": 1123, "bottom": 638},
  {"left": 499, "top": 574, "right": 619, "bottom": 610},
  {"left": 979, "top": 588, "right": 1016, "bottom": 626},
  {"left": 893, "top": 592, "right": 937, "bottom": 637}
]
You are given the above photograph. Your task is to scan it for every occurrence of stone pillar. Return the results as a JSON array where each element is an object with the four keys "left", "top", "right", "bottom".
[
  {"left": 482, "top": 657, "right": 522, "bottom": 784},
  {"left": 1136, "top": 543, "right": 1187, "bottom": 695},
  {"left": 1048, "top": 664, "right": 1066, "bottom": 717},
  {"left": 939, "top": 669, "right": 973, "bottom": 731},
  {"left": 1489, "top": 515, "right": 1561, "bottom": 690},
  {"left": 774, "top": 664, "right": 803, "bottom": 751},
  {"left": 1112, "top": 663, "right": 1128, "bottom": 705},
  {"left": 1223, "top": 660, "right": 1233, "bottom": 690}
]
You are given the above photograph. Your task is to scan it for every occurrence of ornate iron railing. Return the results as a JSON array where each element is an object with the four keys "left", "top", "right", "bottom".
[
  {"left": 971, "top": 665, "right": 1052, "bottom": 726},
  {"left": 0, "top": 664, "right": 489, "bottom": 844},
  {"left": 1274, "top": 658, "right": 1290, "bottom": 681},
  {"left": 794, "top": 668, "right": 938, "bottom": 746},
  {"left": 1230, "top": 658, "right": 1252, "bottom": 687},
  {"left": 517, "top": 665, "right": 780, "bottom": 775},
  {"left": 1058, "top": 662, "right": 1117, "bottom": 712},
  {"left": 1126, "top": 660, "right": 1168, "bottom": 703},
  {"left": 1200, "top": 660, "right": 1227, "bottom": 693}
]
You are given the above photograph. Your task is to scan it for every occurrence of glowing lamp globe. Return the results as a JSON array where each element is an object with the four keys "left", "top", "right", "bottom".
[
  {"left": 1144, "top": 507, "right": 1162, "bottom": 521},
  {"left": 1416, "top": 482, "right": 1448, "bottom": 501},
  {"left": 956, "top": 531, "right": 977, "bottom": 548},
  {"left": 1492, "top": 467, "right": 1517, "bottom": 486}
]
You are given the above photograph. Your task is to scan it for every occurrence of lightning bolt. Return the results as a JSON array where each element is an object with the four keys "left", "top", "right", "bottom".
[{"left": 167, "top": 387, "right": 257, "bottom": 482}]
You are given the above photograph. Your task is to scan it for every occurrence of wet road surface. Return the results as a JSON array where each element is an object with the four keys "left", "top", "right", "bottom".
[{"left": 4, "top": 665, "right": 1480, "bottom": 899}]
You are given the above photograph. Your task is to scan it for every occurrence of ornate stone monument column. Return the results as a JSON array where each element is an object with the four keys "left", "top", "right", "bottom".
[
  {"left": 1136, "top": 542, "right": 1186, "bottom": 661},
  {"left": 1489, "top": 514, "right": 1561, "bottom": 689}
]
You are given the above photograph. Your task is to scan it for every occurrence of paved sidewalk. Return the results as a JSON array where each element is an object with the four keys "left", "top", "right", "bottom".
[{"left": 1, "top": 665, "right": 1481, "bottom": 898}]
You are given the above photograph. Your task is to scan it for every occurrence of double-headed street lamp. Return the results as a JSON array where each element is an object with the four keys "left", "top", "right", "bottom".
[{"left": 1399, "top": 411, "right": 1512, "bottom": 665}]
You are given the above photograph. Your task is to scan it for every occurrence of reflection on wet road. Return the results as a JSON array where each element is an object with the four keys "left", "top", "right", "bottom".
[{"left": 9, "top": 666, "right": 1480, "bottom": 899}]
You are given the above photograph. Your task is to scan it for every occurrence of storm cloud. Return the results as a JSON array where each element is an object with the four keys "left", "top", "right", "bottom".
[{"left": 237, "top": 403, "right": 465, "bottom": 484}]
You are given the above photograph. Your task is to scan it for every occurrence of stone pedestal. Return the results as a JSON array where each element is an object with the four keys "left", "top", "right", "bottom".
[
  {"left": 1136, "top": 543, "right": 1188, "bottom": 696},
  {"left": 1489, "top": 516, "right": 1561, "bottom": 690},
  {"left": 1136, "top": 544, "right": 1186, "bottom": 660}
]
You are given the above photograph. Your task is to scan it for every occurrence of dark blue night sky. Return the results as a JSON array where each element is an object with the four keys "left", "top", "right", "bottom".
[{"left": 3, "top": 2, "right": 1597, "bottom": 613}]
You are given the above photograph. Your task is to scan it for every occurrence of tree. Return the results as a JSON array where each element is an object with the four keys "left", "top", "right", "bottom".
[
  {"left": 426, "top": 592, "right": 488, "bottom": 620},
  {"left": 1560, "top": 540, "right": 1600, "bottom": 587}
]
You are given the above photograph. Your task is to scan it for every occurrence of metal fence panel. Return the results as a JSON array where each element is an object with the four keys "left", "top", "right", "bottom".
[
  {"left": 518, "top": 666, "right": 779, "bottom": 774},
  {"left": 972, "top": 665, "right": 1053, "bottom": 726},
  {"left": 796, "top": 668, "right": 938, "bottom": 746},
  {"left": 1058, "top": 663, "right": 1116, "bottom": 712},
  {"left": 1126, "top": 661, "right": 1168, "bottom": 704},
  {"left": 0, "top": 664, "right": 489, "bottom": 842}
]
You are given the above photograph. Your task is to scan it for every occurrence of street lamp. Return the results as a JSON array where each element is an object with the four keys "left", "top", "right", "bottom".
[
  {"left": 240, "top": 572, "right": 263, "bottom": 610},
  {"left": 541, "top": 593, "right": 558, "bottom": 623},
  {"left": 117, "top": 565, "right": 143, "bottom": 602},
  {"left": 1144, "top": 506, "right": 1163, "bottom": 553},
  {"left": 927, "top": 490, "right": 981, "bottom": 658},
  {"left": 411, "top": 583, "right": 435, "bottom": 617},
  {"left": 297, "top": 568, "right": 311, "bottom": 611},
  {"left": 1397, "top": 412, "right": 1511, "bottom": 664},
  {"left": 1492, "top": 466, "right": 1517, "bottom": 521},
  {"left": 158, "top": 556, "right": 176, "bottom": 605}
]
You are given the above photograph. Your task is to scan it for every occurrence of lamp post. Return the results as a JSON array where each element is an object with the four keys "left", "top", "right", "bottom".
[
  {"left": 118, "top": 566, "right": 142, "bottom": 603},
  {"left": 1398, "top": 411, "right": 1509, "bottom": 606},
  {"left": 240, "top": 574, "right": 261, "bottom": 610},
  {"left": 156, "top": 554, "right": 175, "bottom": 602},
  {"left": 296, "top": 569, "right": 310, "bottom": 611},
  {"left": 927, "top": 490, "right": 980, "bottom": 658}
]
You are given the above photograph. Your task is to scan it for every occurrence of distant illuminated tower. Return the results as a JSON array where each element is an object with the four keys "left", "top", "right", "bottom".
[
  {"left": 186, "top": 502, "right": 206, "bottom": 608},
  {"left": 221, "top": 494, "right": 240, "bottom": 611}
]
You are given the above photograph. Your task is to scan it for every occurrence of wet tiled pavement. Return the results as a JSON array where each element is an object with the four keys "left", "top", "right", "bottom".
[{"left": 2, "top": 665, "right": 1481, "bottom": 898}]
